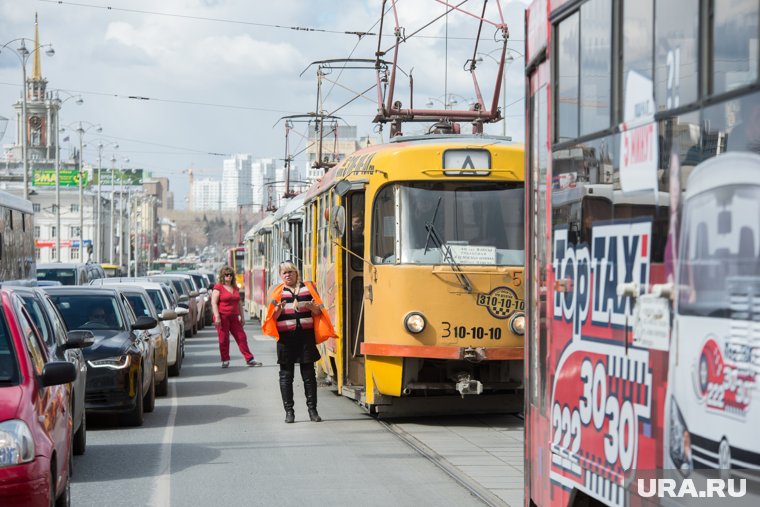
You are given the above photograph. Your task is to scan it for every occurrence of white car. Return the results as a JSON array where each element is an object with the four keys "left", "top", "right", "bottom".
[{"left": 90, "top": 278, "right": 188, "bottom": 376}]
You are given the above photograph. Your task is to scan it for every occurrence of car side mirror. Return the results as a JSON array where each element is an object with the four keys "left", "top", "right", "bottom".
[
  {"left": 159, "top": 310, "right": 178, "bottom": 321},
  {"left": 179, "top": 294, "right": 190, "bottom": 303},
  {"left": 41, "top": 361, "right": 77, "bottom": 386},
  {"left": 65, "top": 330, "right": 95, "bottom": 349},
  {"left": 132, "top": 315, "right": 158, "bottom": 330},
  {"left": 174, "top": 306, "right": 189, "bottom": 316},
  {"left": 189, "top": 290, "right": 199, "bottom": 298},
  {"left": 200, "top": 288, "right": 208, "bottom": 295}
]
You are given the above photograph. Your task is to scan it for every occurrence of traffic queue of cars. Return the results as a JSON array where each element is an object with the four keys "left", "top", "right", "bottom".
[{"left": 0, "top": 269, "right": 213, "bottom": 505}]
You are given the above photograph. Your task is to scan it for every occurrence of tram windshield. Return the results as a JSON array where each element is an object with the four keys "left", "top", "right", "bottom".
[
  {"left": 678, "top": 184, "right": 760, "bottom": 317},
  {"left": 372, "top": 181, "right": 524, "bottom": 266}
]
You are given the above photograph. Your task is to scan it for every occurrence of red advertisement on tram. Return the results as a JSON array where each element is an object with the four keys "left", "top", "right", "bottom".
[{"left": 524, "top": 0, "right": 760, "bottom": 505}]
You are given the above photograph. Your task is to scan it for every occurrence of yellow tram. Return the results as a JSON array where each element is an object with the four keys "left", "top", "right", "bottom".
[{"left": 302, "top": 134, "right": 525, "bottom": 413}]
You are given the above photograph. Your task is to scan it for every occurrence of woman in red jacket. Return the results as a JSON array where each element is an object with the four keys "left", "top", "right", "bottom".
[{"left": 211, "top": 265, "right": 262, "bottom": 368}]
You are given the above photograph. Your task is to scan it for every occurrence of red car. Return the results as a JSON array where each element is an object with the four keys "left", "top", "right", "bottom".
[{"left": 0, "top": 288, "right": 80, "bottom": 507}]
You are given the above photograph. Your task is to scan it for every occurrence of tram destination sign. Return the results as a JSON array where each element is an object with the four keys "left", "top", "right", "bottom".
[
  {"left": 442, "top": 148, "right": 490, "bottom": 176},
  {"left": 32, "top": 168, "right": 88, "bottom": 187}
]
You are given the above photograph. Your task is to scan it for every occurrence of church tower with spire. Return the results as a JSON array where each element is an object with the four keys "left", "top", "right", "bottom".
[{"left": 9, "top": 13, "right": 60, "bottom": 164}]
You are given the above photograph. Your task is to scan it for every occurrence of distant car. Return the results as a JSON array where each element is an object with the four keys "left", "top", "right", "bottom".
[
  {"left": 12, "top": 286, "right": 93, "bottom": 456},
  {"left": 166, "top": 272, "right": 208, "bottom": 330},
  {"left": 147, "top": 275, "right": 199, "bottom": 337},
  {"left": 183, "top": 271, "right": 214, "bottom": 326},
  {"left": 36, "top": 280, "right": 63, "bottom": 287},
  {"left": 44, "top": 286, "right": 157, "bottom": 427},
  {"left": 100, "top": 264, "right": 124, "bottom": 278},
  {"left": 36, "top": 262, "right": 105, "bottom": 286},
  {"left": 0, "top": 287, "right": 80, "bottom": 507}
]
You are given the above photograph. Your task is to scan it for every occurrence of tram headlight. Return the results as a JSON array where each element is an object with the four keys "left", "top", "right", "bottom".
[
  {"left": 403, "top": 312, "right": 426, "bottom": 334},
  {"left": 509, "top": 313, "right": 526, "bottom": 335}
]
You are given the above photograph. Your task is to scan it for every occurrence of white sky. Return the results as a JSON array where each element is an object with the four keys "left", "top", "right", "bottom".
[{"left": 0, "top": 0, "right": 527, "bottom": 208}]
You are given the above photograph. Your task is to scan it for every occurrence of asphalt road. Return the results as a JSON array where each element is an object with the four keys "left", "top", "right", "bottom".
[{"left": 71, "top": 322, "right": 496, "bottom": 507}]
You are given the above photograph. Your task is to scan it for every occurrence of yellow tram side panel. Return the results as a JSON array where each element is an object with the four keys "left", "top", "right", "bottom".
[{"left": 336, "top": 139, "right": 526, "bottom": 402}]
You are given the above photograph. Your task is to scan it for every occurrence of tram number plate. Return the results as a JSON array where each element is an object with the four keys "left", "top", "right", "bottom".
[{"left": 441, "top": 322, "right": 502, "bottom": 340}]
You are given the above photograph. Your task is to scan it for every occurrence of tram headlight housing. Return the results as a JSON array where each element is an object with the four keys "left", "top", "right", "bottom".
[
  {"left": 509, "top": 313, "right": 526, "bottom": 335},
  {"left": 403, "top": 312, "right": 426, "bottom": 334}
]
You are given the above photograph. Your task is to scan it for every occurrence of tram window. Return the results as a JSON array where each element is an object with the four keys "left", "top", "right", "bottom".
[
  {"left": 712, "top": 0, "right": 759, "bottom": 95},
  {"left": 579, "top": 0, "right": 611, "bottom": 135},
  {"left": 557, "top": 12, "right": 579, "bottom": 142},
  {"left": 654, "top": 0, "right": 699, "bottom": 111},
  {"left": 371, "top": 185, "right": 396, "bottom": 264},
  {"left": 623, "top": 0, "right": 653, "bottom": 109},
  {"left": 349, "top": 193, "right": 365, "bottom": 271}
]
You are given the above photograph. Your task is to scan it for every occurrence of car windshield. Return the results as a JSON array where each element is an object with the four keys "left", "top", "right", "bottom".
[
  {"left": 373, "top": 181, "right": 525, "bottom": 266},
  {"left": 147, "top": 289, "right": 166, "bottom": 311},
  {"left": 678, "top": 184, "right": 760, "bottom": 317},
  {"left": 37, "top": 268, "right": 76, "bottom": 286},
  {"left": 0, "top": 310, "right": 20, "bottom": 385},
  {"left": 48, "top": 295, "right": 125, "bottom": 331}
]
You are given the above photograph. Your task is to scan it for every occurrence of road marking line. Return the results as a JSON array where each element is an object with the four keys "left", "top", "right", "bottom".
[{"left": 150, "top": 381, "right": 178, "bottom": 506}]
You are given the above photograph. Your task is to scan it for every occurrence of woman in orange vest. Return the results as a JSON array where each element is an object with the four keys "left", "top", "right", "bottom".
[{"left": 263, "top": 261, "right": 336, "bottom": 423}]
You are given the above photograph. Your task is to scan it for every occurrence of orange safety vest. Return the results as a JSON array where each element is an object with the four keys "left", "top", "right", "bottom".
[{"left": 262, "top": 281, "right": 337, "bottom": 344}]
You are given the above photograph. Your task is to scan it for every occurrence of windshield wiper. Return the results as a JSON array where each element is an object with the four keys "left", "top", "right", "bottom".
[{"left": 423, "top": 200, "right": 472, "bottom": 293}]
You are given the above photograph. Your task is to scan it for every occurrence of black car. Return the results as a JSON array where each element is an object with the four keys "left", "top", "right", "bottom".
[
  {"left": 44, "top": 287, "right": 157, "bottom": 427},
  {"left": 12, "top": 287, "right": 93, "bottom": 454}
]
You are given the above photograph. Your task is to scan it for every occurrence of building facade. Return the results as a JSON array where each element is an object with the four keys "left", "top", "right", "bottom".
[
  {"left": 192, "top": 178, "right": 221, "bottom": 211},
  {"left": 221, "top": 154, "right": 252, "bottom": 210}
]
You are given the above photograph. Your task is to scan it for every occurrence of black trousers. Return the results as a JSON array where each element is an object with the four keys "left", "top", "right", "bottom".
[{"left": 279, "top": 362, "right": 318, "bottom": 410}]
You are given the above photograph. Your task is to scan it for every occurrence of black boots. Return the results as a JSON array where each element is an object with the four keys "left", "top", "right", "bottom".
[
  {"left": 279, "top": 370, "right": 295, "bottom": 423},
  {"left": 303, "top": 370, "right": 322, "bottom": 422}
]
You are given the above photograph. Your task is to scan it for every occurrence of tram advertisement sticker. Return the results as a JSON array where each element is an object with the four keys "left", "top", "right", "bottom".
[{"left": 477, "top": 286, "right": 522, "bottom": 319}]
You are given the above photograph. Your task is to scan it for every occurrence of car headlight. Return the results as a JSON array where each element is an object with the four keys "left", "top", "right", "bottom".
[
  {"left": 509, "top": 313, "right": 526, "bottom": 335},
  {"left": 0, "top": 420, "right": 35, "bottom": 467},
  {"left": 669, "top": 398, "right": 692, "bottom": 475},
  {"left": 88, "top": 355, "right": 131, "bottom": 369},
  {"left": 403, "top": 312, "right": 426, "bottom": 334}
]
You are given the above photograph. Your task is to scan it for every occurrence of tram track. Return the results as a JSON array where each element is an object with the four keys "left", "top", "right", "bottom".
[{"left": 379, "top": 419, "right": 512, "bottom": 507}]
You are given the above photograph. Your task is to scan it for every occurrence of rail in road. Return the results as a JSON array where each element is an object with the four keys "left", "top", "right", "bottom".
[{"left": 71, "top": 323, "right": 524, "bottom": 507}]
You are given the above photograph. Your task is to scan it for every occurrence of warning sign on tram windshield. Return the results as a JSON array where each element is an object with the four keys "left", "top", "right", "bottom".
[{"left": 442, "top": 149, "right": 490, "bottom": 176}]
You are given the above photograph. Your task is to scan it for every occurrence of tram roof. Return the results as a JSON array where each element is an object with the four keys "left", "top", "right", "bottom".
[
  {"left": 0, "top": 190, "right": 34, "bottom": 214},
  {"left": 302, "top": 134, "right": 524, "bottom": 203},
  {"left": 243, "top": 213, "right": 275, "bottom": 240}
]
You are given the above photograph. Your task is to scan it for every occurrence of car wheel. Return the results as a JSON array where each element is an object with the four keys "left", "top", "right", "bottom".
[
  {"left": 156, "top": 371, "right": 169, "bottom": 397},
  {"left": 192, "top": 322, "right": 198, "bottom": 336},
  {"left": 143, "top": 372, "right": 156, "bottom": 413},
  {"left": 53, "top": 456, "right": 71, "bottom": 507},
  {"left": 169, "top": 341, "right": 182, "bottom": 377},
  {"left": 123, "top": 375, "right": 144, "bottom": 427},
  {"left": 184, "top": 325, "right": 192, "bottom": 338},
  {"left": 73, "top": 409, "right": 86, "bottom": 456}
]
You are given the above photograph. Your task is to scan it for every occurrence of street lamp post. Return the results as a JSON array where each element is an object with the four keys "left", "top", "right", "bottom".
[
  {"left": 71, "top": 121, "right": 101, "bottom": 261},
  {"left": 110, "top": 155, "right": 128, "bottom": 265},
  {"left": 51, "top": 90, "right": 83, "bottom": 261},
  {"left": 92, "top": 140, "right": 118, "bottom": 262},
  {"left": 1, "top": 37, "right": 55, "bottom": 199}
]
